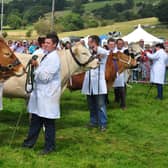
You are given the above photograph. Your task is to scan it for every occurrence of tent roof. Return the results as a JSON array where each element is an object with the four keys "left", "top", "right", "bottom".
[{"left": 122, "top": 24, "right": 163, "bottom": 44}]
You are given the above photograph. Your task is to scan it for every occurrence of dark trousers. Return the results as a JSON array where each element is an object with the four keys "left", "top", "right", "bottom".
[
  {"left": 156, "top": 84, "right": 163, "bottom": 99},
  {"left": 87, "top": 94, "right": 107, "bottom": 127},
  {"left": 23, "top": 114, "right": 55, "bottom": 150},
  {"left": 114, "top": 86, "right": 126, "bottom": 108}
]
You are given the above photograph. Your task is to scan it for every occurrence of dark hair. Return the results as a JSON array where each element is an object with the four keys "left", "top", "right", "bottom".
[
  {"left": 89, "top": 35, "right": 100, "bottom": 45},
  {"left": 37, "top": 37, "right": 45, "bottom": 47},
  {"left": 46, "top": 32, "right": 59, "bottom": 45},
  {"left": 103, "top": 44, "right": 108, "bottom": 50},
  {"left": 116, "top": 38, "right": 124, "bottom": 44},
  {"left": 107, "top": 38, "right": 115, "bottom": 44},
  {"left": 155, "top": 43, "right": 165, "bottom": 49}
]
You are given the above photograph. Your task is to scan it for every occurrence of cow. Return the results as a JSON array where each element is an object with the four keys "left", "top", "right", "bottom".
[
  {"left": 3, "top": 42, "right": 99, "bottom": 98},
  {"left": 0, "top": 38, "right": 25, "bottom": 82},
  {"left": 67, "top": 51, "right": 137, "bottom": 91},
  {"left": 128, "top": 42, "right": 143, "bottom": 60}
]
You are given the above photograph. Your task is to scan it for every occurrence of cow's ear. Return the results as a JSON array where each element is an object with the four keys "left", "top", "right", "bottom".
[{"left": 113, "top": 53, "right": 117, "bottom": 57}]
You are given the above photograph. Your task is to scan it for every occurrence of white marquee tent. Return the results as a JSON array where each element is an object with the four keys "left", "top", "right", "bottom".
[{"left": 122, "top": 24, "right": 163, "bottom": 44}]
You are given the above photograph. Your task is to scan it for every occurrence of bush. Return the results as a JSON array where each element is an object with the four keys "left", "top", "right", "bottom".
[
  {"left": 61, "top": 13, "right": 84, "bottom": 31},
  {"left": 156, "top": 0, "right": 168, "bottom": 23},
  {"left": 26, "top": 29, "right": 33, "bottom": 37},
  {"left": 7, "top": 14, "right": 22, "bottom": 29},
  {"left": 100, "top": 20, "right": 108, "bottom": 27},
  {"left": 1, "top": 31, "right": 8, "bottom": 38},
  {"left": 34, "top": 19, "right": 51, "bottom": 35},
  {"left": 85, "top": 19, "right": 99, "bottom": 28}
]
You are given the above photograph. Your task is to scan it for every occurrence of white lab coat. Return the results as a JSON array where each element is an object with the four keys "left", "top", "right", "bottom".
[
  {"left": 147, "top": 49, "right": 168, "bottom": 84},
  {"left": 82, "top": 47, "right": 109, "bottom": 95},
  {"left": 113, "top": 47, "right": 126, "bottom": 87},
  {"left": 33, "top": 48, "right": 46, "bottom": 56},
  {"left": 28, "top": 50, "right": 61, "bottom": 119}
]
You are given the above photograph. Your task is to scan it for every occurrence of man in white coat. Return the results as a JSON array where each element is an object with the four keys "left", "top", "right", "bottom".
[
  {"left": 113, "top": 38, "right": 128, "bottom": 109},
  {"left": 82, "top": 35, "right": 109, "bottom": 131},
  {"left": 22, "top": 33, "right": 61, "bottom": 155},
  {"left": 146, "top": 43, "right": 168, "bottom": 100}
]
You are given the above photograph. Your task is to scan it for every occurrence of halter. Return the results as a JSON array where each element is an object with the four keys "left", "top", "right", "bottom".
[
  {"left": 0, "top": 59, "right": 21, "bottom": 72},
  {"left": 112, "top": 58, "right": 119, "bottom": 74},
  {"left": 118, "top": 56, "right": 132, "bottom": 65},
  {"left": 114, "top": 51, "right": 132, "bottom": 66},
  {"left": 69, "top": 47, "right": 96, "bottom": 67},
  {"left": 111, "top": 52, "right": 132, "bottom": 76}
]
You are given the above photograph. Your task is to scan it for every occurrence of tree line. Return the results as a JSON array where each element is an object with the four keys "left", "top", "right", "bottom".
[
  {"left": 3, "top": 0, "right": 66, "bottom": 29},
  {"left": 2, "top": 0, "right": 168, "bottom": 32}
]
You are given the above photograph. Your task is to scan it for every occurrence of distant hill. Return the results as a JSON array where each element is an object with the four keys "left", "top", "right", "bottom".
[
  {"left": 3, "top": 0, "right": 166, "bottom": 33},
  {"left": 6, "top": 17, "right": 168, "bottom": 40}
]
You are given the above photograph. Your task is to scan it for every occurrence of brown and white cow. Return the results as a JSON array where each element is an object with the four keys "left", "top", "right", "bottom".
[
  {"left": 67, "top": 52, "right": 137, "bottom": 91},
  {"left": 0, "top": 38, "right": 25, "bottom": 82},
  {"left": 3, "top": 42, "right": 99, "bottom": 98}
]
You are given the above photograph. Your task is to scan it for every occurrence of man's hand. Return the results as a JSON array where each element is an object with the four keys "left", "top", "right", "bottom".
[
  {"left": 97, "top": 54, "right": 103, "bottom": 60},
  {"left": 92, "top": 46, "right": 98, "bottom": 53},
  {"left": 31, "top": 60, "right": 39, "bottom": 67}
]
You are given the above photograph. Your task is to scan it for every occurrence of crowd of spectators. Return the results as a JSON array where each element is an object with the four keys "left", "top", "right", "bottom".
[
  {"left": 7, "top": 39, "right": 39, "bottom": 54},
  {"left": 6, "top": 37, "right": 168, "bottom": 84}
]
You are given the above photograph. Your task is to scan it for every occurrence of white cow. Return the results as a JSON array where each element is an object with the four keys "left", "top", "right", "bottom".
[{"left": 3, "top": 43, "right": 99, "bottom": 98}]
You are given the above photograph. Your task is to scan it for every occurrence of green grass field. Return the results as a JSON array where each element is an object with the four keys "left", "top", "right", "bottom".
[{"left": 0, "top": 84, "right": 168, "bottom": 168}]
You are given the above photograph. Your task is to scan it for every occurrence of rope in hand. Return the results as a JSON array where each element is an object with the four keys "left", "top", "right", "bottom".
[{"left": 25, "top": 55, "right": 38, "bottom": 94}]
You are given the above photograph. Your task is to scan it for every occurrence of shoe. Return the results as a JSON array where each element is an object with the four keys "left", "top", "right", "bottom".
[
  {"left": 87, "top": 123, "right": 98, "bottom": 128},
  {"left": 121, "top": 106, "right": 126, "bottom": 110},
  {"left": 114, "top": 100, "right": 120, "bottom": 103},
  {"left": 155, "top": 96, "right": 163, "bottom": 100},
  {"left": 22, "top": 143, "right": 33, "bottom": 148},
  {"left": 100, "top": 126, "right": 106, "bottom": 132},
  {"left": 39, "top": 148, "right": 54, "bottom": 155}
]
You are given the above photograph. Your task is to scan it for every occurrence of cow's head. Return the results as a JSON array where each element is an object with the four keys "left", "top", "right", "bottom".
[
  {"left": 112, "top": 52, "right": 137, "bottom": 72},
  {"left": 105, "top": 52, "right": 137, "bottom": 90},
  {"left": 71, "top": 42, "right": 99, "bottom": 70},
  {"left": 0, "top": 38, "right": 25, "bottom": 82},
  {"left": 128, "top": 43, "right": 143, "bottom": 60}
]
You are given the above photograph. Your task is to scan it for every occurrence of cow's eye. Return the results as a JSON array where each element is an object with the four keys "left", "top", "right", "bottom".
[
  {"left": 8, "top": 64, "right": 13, "bottom": 69},
  {"left": 4, "top": 52, "right": 12, "bottom": 57},
  {"left": 82, "top": 52, "right": 86, "bottom": 55}
]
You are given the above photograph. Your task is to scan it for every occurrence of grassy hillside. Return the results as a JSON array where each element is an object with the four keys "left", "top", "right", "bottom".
[
  {"left": 83, "top": 0, "right": 121, "bottom": 11},
  {"left": 69, "top": 0, "right": 159, "bottom": 11},
  {"left": 59, "top": 17, "right": 160, "bottom": 38},
  {"left": 6, "top": 17, "right": 167, "bottom": 40},
  {"left": 0, "top": 83, "right": 168, "bottom": 167}
]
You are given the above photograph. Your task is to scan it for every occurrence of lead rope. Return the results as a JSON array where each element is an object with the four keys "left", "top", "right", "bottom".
[
  {"left": 25, "top": 61, "right": 35, "bottom": 94},
  {"left": 25, "top": 55, "right": 38, "bottom": 94},
  {"left": 64, "top": 49, "right": 72, "bottom": 86},
  {"left": 89, "top": 70, "right": 91, "bottom": 94},
  {"left": 98, "top": 64, "right": 100, "bottom": 95}
]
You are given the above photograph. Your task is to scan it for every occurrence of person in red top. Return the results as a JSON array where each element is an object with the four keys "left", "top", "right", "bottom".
[{"left": 140, "top": 44, "right": 152, "bottom": 81}]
